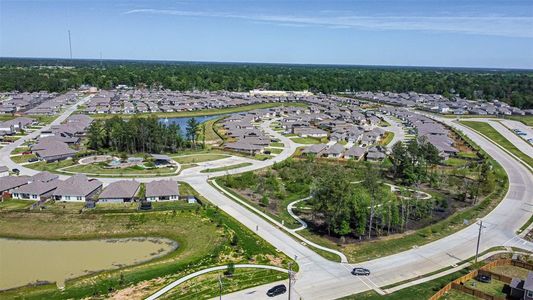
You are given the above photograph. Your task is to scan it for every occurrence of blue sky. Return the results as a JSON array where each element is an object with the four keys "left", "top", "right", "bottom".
[{"left": 1, "top": 0, "right": 532, "bottom": 68}]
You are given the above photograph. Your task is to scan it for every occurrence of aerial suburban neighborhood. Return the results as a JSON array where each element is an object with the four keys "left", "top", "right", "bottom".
[{"left": 1, "top": 1, "right": 533, "bottom": 299}]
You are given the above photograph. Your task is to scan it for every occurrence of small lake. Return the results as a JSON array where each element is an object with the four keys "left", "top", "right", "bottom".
[
  {"left": 0, "top": 237, "right": 177, "bottom": 290},
  {"left": 159, "top": 115, "right": 222, "bottom": 136}
]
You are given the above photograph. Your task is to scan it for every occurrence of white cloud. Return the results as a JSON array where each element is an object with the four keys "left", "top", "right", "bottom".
[{"left": 123, "top": 9, "right": 533, "bottom": 38}]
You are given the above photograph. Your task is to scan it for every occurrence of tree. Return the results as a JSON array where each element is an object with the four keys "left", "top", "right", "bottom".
[{"left": 186, "top": 117, "right": 200, "bottom": 147}]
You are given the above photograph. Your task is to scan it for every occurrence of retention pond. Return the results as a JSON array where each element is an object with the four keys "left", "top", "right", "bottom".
[{"left": 0, "top": 237, "right": 177, "bottom": 290}]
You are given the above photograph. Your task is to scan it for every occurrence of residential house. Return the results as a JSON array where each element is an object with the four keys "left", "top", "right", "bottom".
[
  {"left": 145, "top": 180, "right": 179, "bottom": 201},
  {"left": 344, "top": 146, "right": 367, "bottom": 161},
  {"left": 11, "top": 178, "right": 62, "bottom": 201},
  {"left": 53, "top": 174, "right": 102, "bottom": 202},
  {"left": 301, "top": 144, "right": 328, "bottom": 156},
  {"left": 324, "top": 143, "right": 345, "bottom": 158},
  {"left": 98, "top": 180, "right": 141, "bottom": 203}
]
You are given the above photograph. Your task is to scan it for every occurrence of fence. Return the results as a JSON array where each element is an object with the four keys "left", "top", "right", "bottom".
[{"left": 429, "top": 258, "right": 531, "bottom": 300}]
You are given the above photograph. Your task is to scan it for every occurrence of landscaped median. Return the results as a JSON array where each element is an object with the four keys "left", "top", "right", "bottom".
[
  {"left": 200, "top": 162, "right": 253, "bottom": 173},
  {"left": 459, "top": 120, "right": 533, "bottom": 169}
]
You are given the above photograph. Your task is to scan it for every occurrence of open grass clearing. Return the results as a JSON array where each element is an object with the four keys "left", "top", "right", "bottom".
[
  {"left": 0, "top": 199, "right": 35, "bottom": 211},
  {"left": 380, "top": 131, "right": 395, "bottom": 146},
  {"left": 269, "top": 142, "right": 284, "bottom": 148},
  {"left": 290, "top": 137, "right": 324, "bottom": 144},
  {"left": 460, "top": 121, "right": 533, "bottom": 168},
  {"left": 265, "top": 147, "right": 283, "bottom": 154},
  {"left": 172, "top": 154, "right": 230, "bottom": 164},
  {"left": 62, "top": 163, "right": 178, "bottom": 177},
  {"left": 10, "top": 154, "right": 37, "bottom": 163}
]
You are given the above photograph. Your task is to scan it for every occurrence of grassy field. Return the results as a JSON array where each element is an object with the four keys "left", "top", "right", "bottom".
[
  {"left": 10, "top": 154, "right": 37, "bottom": 163},
  {"left": 269, "top": 142, "right": 284, "bottom": 147},
  {"left": 491, "top": 264, "right": 530, "bottom": 279},
  {"left": 444, "top": 157, "right": 470, "bottom": 167},
  {"left": 160, "top": 268, "right": 287, "bottom": 300},
  {"left": 11, "top": 147, "right": 31, "bottom": 154},
  {"left": 199, "top": 116, "right": 225, "bottom": 144},
  {"left": 460, "top": 121, "right": 533, "bottom": 168},
  {"left": 380, "top": 132, "right": 395, "bottom": 146},
  {"left": 172, "top": 154, "right": 229, "bottom": 164},
  {"left": 0, "top": 185, "right": 293, "bottom": 299},
  {"left": 265, "top": 147, "right": 283, "bottom": 154},
  {"left": 290, "top": 136, "right": 325, "bottom": 144},
  {"left": 90, "top": 102, "right": 308, "bottom": 120},
  {"left": 201, "top": 162, "right": 253, "bottom": 173},
  {"left": 61, "top": 163, "right": 178, "bottom": 177},
  {"left": 507, "top": 115, "right": 533, "bottom": 126},
  {"left": 0, "top": 199, "right": 35, "bottom": 210}
]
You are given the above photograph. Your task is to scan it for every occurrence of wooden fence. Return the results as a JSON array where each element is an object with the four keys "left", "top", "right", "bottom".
[{"left": 429, "top": 258, "right": 531, "bottom": 300}]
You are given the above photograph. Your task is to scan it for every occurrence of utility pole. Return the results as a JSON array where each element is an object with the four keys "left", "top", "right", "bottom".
[
  {"left": 475, "top": 220, "right": 486, "bottom": 263},
  {"left": 218, "top": 274, "right": 223, "bottom": 300},
  {"left": 68, "top": 30, "right": 73, "bottom": 60},
  {"left": 288, "top": 262, "right": 296, "bottom": 300}
]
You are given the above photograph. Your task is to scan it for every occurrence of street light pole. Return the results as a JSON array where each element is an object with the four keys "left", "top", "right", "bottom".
[{"left": 475, "top": 220, "right": 484, "bottom": 263}]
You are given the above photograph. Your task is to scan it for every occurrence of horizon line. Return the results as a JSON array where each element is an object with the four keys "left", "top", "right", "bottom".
[{"left": 1, "top": 56, "right": 532, "bottom": 72}]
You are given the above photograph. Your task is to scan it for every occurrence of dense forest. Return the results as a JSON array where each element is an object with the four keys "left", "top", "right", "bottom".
[{"left": 1, "top": 58, "right": 532, "bottom": 108}]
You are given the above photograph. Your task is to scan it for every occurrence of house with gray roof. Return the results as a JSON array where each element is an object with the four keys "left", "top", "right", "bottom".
[
  {"left": 366, "top": 146, "right": 386, "bottom": 161},
  {"left": 344, "top": 146, "right": 367, "bottom": 161},
  {"left": 0, "top": 176, "right": 31, "bottom": 195},
  {"left": 12, "top": 178, "right": 62, "bottom": 201},
  {"left": 293, "top": 127, "right": 328, "bottom": 138},
  {"left": 32, "top": 139, "right": 77, "bottom": 162},
  {"left": 53, "top": 174, "right": 102, "bottom": 202},
  {"left": 301, "top": 144, "right": 328, "bottom": 156},
  {"left": 145, "top": 180, "right": 179, "bottom": 201},
  {"left": 99, "top": 180, "right": 141, "bottom": 203},
  {"left": 324, "top": 143, "right": 345, "bottom": 158}
]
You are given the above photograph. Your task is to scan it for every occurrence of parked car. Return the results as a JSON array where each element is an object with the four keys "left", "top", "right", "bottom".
[
  {"left": 11, "top": 168, "right": 19, "bottom": 175},
  {"left": 21, "top": 151, "right": 32, "bottom": 155},
  {"left": 28, "top": 157, "right": 38, "bottom": 163},
  {"left": 351, "top": 267, "right": 371, "bottom": 276},
  {"left": 518, "top": 132, "right": 527, "bottom": 136},
  {"left": 477, "top": 274, "right": 491, "bottom": 283},
  {"left": 267, "top": 284, "right": 287, "bottom": 297}
]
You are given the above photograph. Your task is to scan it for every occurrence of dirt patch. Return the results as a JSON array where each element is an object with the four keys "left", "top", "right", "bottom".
[{"left": 109, "top": 277, "right": 166, "bottom": 300}]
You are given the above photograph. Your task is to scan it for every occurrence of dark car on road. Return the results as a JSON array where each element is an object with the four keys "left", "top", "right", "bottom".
[
  {"left": 351, "top": 267, "right": 371, "bottom": 276},
  {"left": 267, "top": 284, "right": 287, "bottom": 297}
]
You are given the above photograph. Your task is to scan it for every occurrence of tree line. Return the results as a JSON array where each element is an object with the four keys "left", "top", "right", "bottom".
[
  {"left": 1, "top": 58, "right": 532, "bottom": 108},
  {"left": 86, "top": 115, "right": 201, "bottom": 154}
]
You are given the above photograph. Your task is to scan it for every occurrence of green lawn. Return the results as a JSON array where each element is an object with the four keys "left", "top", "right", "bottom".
[
  {"left": 507, "top": 115, "right": 533, "bottom": 127},
  {"left": 25, "top": 159, "right": 77, "bottom": 173},
  {"left": 160, "top": 268, "right": 287, "bottom": 300},
  {"left": 63, "top": 163, "right": 178, "bottom": 177},
  {"left": 11, "top": 147, "right": 31, "bottom": 154},
  {"left": 491, "top": 264, "right": 530, "bottom": 279},
  {"left": 460, "top": 121, "right": 533, "bottom": 168},
  {"left": 441, "top": 289, "right": 479, "bottom": 300},
  {"left": 199, "top": 116, "right": 225, "bottom": 144},
  {"left": 201, "top": 163, "right": 253, "bottom": 173},
  {"left": 444, "top": 158, "right": 469, "bottom": 167},
  {"left": 172, "top": 154, "right": 229, "bottom": 164},
  {"left": 269, "top": 142, "right": 284, "bottom": 147},
  {"left": 0, "top": 199, "right": 34, "bottom": 211},
  {"left": 0, "top": 185, "right": 293, "bottom": 300},
  {"left": 380, "top": 132, "right": 395, "bottom": 146},
  {"left": 290, "top": 137, "right": 324, "bottom": 144},
  {"left": 265, "top": 147, "right": 283, "bottom": 154},
  {"left": 10, "top": 154, "right": 37, "bottom": 163},
  {"left": 464, "top": 278, "right": 506, "bottom": 297},
  {"left": 91, "top": 102, "right": 308, "bottom": 120}
]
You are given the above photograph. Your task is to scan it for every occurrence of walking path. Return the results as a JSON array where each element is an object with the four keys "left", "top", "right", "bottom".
[{"left": 286, "top": 197, "right": 311, "bottom": 232}]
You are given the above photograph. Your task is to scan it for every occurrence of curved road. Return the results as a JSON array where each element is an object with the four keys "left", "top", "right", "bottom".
[{"left": 2, "top": 101, "right": 533, "bottom": 299}]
